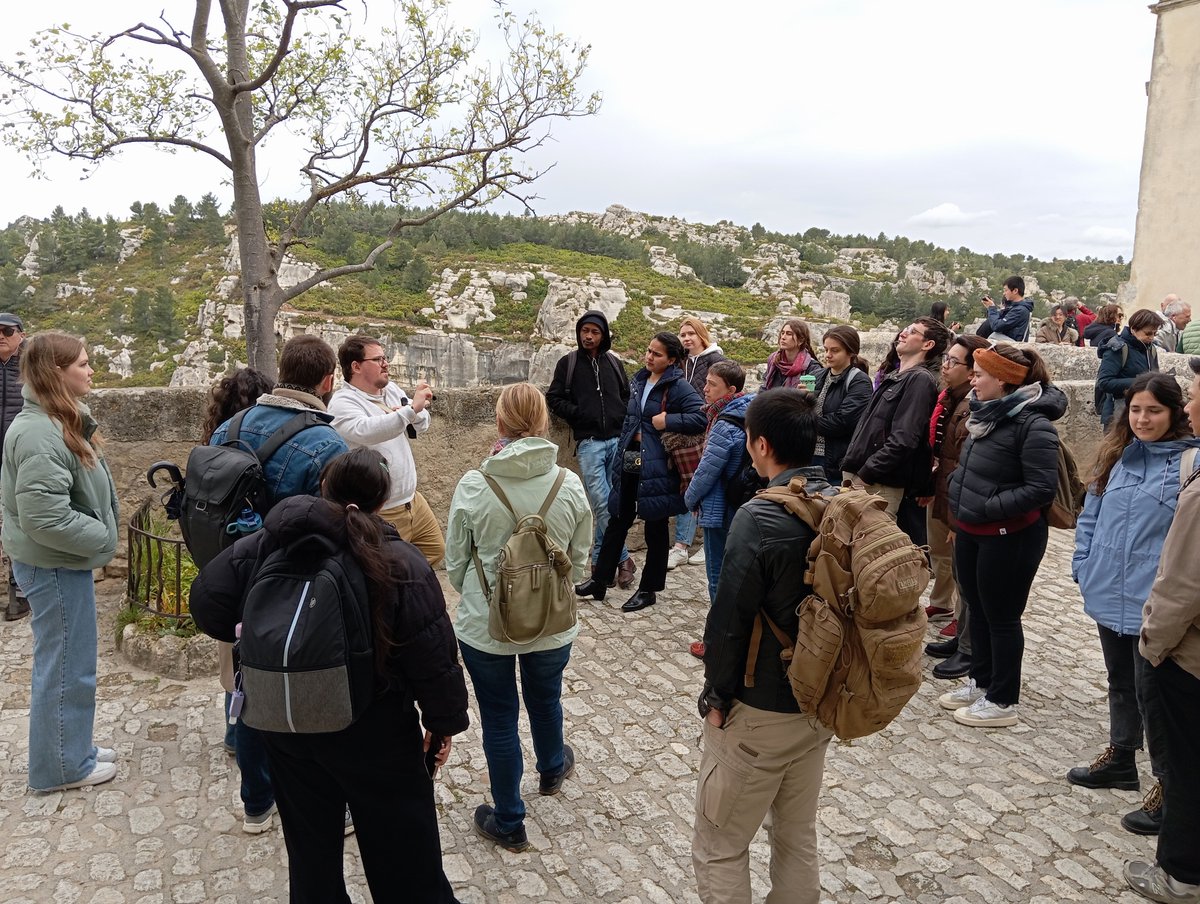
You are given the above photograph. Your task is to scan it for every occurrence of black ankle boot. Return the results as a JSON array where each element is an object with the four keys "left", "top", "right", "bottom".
[
  {"left": 925, "top": 636, "right": 957, "bottom": 659},
  {"left": 574, "top": 578, "right": 606, "bottom": 601},
  {"left": 1067, "top": 745, "right": 1140, "bottom": 791},
  {"left": 932, "top": 650, "right": 971, "bottom": 679},
  {"left": 621, "top": 590, "right": 656, "bottom": 612},
  {"left": 1121, "top": 780, "right": 1163, "bottom": 835}
]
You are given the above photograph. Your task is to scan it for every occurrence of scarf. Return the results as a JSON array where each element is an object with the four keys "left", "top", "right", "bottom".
[
  {"left": 965, "top": 382, "right": 1043, "bottom": 439},
  {"left": 704, "top": 391, "right": 745, "bottom": 432},
  {"left": 489, "top": 436, "right": 514, "bottom": 456},
  {"left": 766, "top": 348, "right": 812, "bottom": 385},
  {"left": 928, "top": 383, "right": 969, "bottom": 451}
]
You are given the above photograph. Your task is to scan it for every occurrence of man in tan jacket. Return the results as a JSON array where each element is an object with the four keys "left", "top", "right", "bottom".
[{"left": 1125, "top": 357, "right": 1200, "bottom": 904}]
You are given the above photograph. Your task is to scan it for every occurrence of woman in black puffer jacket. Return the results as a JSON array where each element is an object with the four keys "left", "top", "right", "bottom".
[
  {"left": 812, "top": 325, "right": 872, "bottom": 484},
  {"left": 942, "top": 344, "right": 1064, "bottom": 730}
]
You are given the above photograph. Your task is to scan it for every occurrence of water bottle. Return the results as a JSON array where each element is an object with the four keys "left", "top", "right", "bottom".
[{"left": 226, "top": 507, "right": 263, "bottom": 535}]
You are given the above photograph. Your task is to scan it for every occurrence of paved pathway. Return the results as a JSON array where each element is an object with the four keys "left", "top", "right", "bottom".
[{"left": 0, "top": 529, "right": 1159, "bottom": 903}]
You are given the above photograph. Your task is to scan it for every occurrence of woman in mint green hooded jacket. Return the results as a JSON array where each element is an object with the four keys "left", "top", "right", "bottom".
[
  {"left": 446, "top": 382, "right": 591, "bottom": 854},
  {"left": 0, "top": 332, "right": 119, "bottom": 793}
]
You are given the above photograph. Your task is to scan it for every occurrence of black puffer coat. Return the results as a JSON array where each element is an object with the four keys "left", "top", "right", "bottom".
[
  {"left": 608, "top": 365, "right": 705, "bottom": 522},
  {"left": 189, "top": 494, "right": 469, "bottom": 738},
  {"left": 947, "top": 384, "right": 1067, "bottom": 526},
  {"left": 813, "top": 365, "right": 872, "bottom": 483},
  {"left": 0, "top": 350, "right": 22, "bottom": 463}
]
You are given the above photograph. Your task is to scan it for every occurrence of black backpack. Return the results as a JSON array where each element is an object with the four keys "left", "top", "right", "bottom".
[
  {"left": 178, "top": 408, "right": 325, "bottom": 568},
  {"left": 716, "top": 412, "right": 766, "bottom": 513},
  {"left": 236, "top": 533, "right": 375, "bottom": 734}
]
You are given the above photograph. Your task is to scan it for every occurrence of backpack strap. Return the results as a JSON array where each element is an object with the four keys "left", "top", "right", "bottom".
[
  {"left": 231, "top": 410, "right": 327, "bottom": 464},
  {"left": 225, "top": 407, "right": 251, "bottom": 444},
  {"left": 1181, "top": 448, "right": 1199, "bottom": 493},
  {"left": 564, "top": 350, "right": 579, "bottom": 392},
  {"left": 469, "top": 467, "right": 567, "bottom": 599},
  {"left": 743, "top": 610, "right": 794, "bottom": 688}
]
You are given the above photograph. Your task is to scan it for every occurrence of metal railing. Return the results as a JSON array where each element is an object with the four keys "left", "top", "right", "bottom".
[{"left": 126, "top": 498, "right": 191, "bottom": 621}]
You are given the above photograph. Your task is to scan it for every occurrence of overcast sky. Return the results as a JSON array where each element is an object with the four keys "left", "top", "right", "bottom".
[{"left": 0, "top": 1, "right": 1156, "bottom": 262}]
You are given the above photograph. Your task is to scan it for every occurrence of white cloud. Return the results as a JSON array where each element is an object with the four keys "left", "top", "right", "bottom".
[
  {"left": 1082, "top": 226, "right": 1134, "bottom": 246},
  {"left": 907, "top": 203, "right": 996, "bottom": 228}
]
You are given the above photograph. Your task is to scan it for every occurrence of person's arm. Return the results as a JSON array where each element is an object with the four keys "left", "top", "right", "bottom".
[
  {"left": 858, "top": 375, "right": 937, "bottom": 484},
  {"left": 986, "top": 416, "right": 1059, "bottom": 518},
  {"left": 1141, "top": 481, "right": 1200, "bottom": 665},
  {"left": 1071, "top": 490, "right": 1101, "bottom": 582},
  {"left": 684, "top": 422, "right": 736, "bottom": 511},
  {"left": 545, "top": 354, "right": 579, "bottom": 423},
  {"left": 1095, "top": 344, "right": 1135, "bottom": 396},
  {"left": 817, "top": 371, "right": 871, "bottom": 439},
  {"left": 664, "top": 381, "right": 707, "bottom": 435},
  {"left": 443, "top": 477, "right": 476, "bottom": 593},
  {"left": 563, "top": 473, "right": 593, "bottom": 582},
  {"left": 189, "top": 532, "right": 269, "bottom": 643},
  {"left": 11, "top": 444, "right": 112, "bottom": 558},
  {"left": 328, "top": 391, "right": 417, "bottom": 445}
]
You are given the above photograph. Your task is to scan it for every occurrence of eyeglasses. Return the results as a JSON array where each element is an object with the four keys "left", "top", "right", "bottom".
[
  {"left": 901, "top": 326, "right": 927, "bottom": 339},
  {"left": 942, "top": 358, "right": 968, "bottom": 369},
  {"left": 0, "top": 327, "right": 19, "bottom": 337},
  {"left": 363, "top": 356, "right": 388, "bottom": 367}
]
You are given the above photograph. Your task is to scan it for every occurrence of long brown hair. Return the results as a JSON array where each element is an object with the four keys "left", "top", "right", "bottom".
[
  {"left": 20, "top": 332, "right": 101, "bottom": 468},
  {"left": 1090, "top": 372, "right": 1191, "bottom": 494},
  {"left": 780, "top": 318, "right": 815, "bottom": 359},
  {"left": 821, "top": 325, "right": 869, "bottom": 374}
]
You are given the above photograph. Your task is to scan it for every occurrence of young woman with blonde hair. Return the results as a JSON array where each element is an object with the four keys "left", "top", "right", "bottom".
[{"left": 1, "top": 332, "right": 120, "bottom": 791}]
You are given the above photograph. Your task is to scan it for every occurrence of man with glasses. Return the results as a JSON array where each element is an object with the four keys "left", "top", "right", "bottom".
[
  {"left": 329, "top": 334, "right": 443, "bottom": 566},
  {"left": 841, "top": 316, "right": 948, "bottom": 526},
  {"left": 0, "top": 313, "right": 27, "bottom": 621}
]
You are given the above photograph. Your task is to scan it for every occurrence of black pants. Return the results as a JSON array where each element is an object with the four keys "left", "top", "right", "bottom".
[
  {"left": 1144, "top": 657, "right": 1200, "bottom": 885},
  {"left": 594, "top": 471, "right": 669, "bottom": 593},
  {"left": 954, "top": 517, "right": 1048, "bottom": 706},
  {"left": 1096, "top": 625, "right": 1165, "bottom": 776},
  {"left": 261, "top": 693, "right": 456, "bottom": 904}
]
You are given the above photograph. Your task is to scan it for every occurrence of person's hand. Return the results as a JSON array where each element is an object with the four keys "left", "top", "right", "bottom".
[
  {"left": 651, "top": 411, "right": 667, "bottom": 430},
  {"left": 950, "top": 321, "right": 963, "bottom": 332},
  {"left": 916, "top": 496, "right": 934, "bottom": 507},
  {"left": 982, "top": 296, "right": 994, "bottom": 308},
  {"left": 423, "top": 731, "right": 452, "bottom": 767},
  {"left": 705, "top": 709, "right": 725, "bottom": 728},
  {"left": 411, "top": 380, "right": 434, "bottom": 413}
]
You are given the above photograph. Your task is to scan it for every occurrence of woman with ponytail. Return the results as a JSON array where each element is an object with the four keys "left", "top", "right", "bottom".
[
  {"left": 190, "top": 447, "right": 468, "bottom": 903},
  {"left": 1, "top": 332, "right": 119, "bottom": 792},
  {"left": 812, "top": 325, "right": 872, "bottom": 483}
]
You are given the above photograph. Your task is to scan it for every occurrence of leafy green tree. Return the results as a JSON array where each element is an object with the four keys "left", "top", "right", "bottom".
[
  {"left": 169, "top": 195, "right": 195, "bottom": 237},
  {"left": 153, "top": 286, "right": 179, "bottom": 338},
  {"left": 401, "top": 253, "right": 432, "bottom": 294},
  {"left": 751, "top": 222, "right": 765, "bottom": 241},
  {"left": 195, "top": 193, "right": 225, "bottom": 246},
  {"left": 0, "top": 264, "right": 28, "bottom": 308},
  {"left": 0, "top": 1, "right": 598, "bottom": 376},
  {"left": 130, "top": 289, "right": 153, "bottom": 333}
]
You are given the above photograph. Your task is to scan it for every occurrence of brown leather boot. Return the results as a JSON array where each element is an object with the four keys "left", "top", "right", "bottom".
[{"left": 616, "top": 556, "right": 637, "bottom": 590}]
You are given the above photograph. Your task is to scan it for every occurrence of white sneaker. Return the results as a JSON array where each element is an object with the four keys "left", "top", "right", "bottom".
[
  {"left": 689, "top": 548, "right": 705, "bottom": 566},
  {"left": 344, "top": 805, "right": 355, "bottom": 837},
  {"left": 666, "top": 547, "right": 689, "bottom": 570},
  {"left": 95, "top": 747, "right": 118, "bottom": 764},
  {"left": 37, "top": 761, "right": 117, "bottom": 792},
  {"left": 937, "top": 678, "right": 984, "bottom": 711},
  {"left": 953, "top": 695, "right": 1018, "bottom": 727},
  {"left": 243, "top": 802, "right": 277, "bottom": 834}
]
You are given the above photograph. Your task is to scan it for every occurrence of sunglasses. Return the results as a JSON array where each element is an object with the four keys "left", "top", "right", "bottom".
[{"left": 0, "top": 327, "right": 19, "bottom": 337}]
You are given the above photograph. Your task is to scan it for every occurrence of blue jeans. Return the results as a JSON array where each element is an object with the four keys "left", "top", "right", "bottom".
[
  {"left": 236, "top": 718, "right": 274, "bottom": 816},
  {"left": 701, "top": 526, "right": 728, "bottom": 604},
  {"left": 458, "top": 641, "right": 572, "bottom": 833},
  {"left": 13, "top": 562, "right": 99, "bottom": 790},
  {"left": 577, "top": 438, "right": 628, "bottom": 565},
  {"left": 674, "top": 510, "right": 697, "bottom": 548}
]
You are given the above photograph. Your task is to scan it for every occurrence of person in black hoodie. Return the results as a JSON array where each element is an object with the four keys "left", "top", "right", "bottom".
[
  {"left": 812, "top": 325, "right": 871, "bottom": 484},
  {"left": 0, "top": 312, "right": 27, "bottom": 621},
  {"left": 190, "top": 448, "right": 469, "bottom": 904},
  {"left": 1096, "top": 309, "right": 1161, "bottom": 431},
  {"left": 547, "top": 311, "right": 636, "bottom": 589},
  {"left": 942, "top": 345, "right": 1065, "bottom": 729}
]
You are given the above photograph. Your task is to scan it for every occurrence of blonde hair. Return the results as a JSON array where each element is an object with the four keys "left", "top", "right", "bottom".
[
  {"left": 679, "top": 316, "right": 713, "bottom": 351},
  {"left": 496, "top": 383, "right": 549, "bottom": 439},
  {"left": 20, "top": 332, "right": 102, "bottom": 467}
]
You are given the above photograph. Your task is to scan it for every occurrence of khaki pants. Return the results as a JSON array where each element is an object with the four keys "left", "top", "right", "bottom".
[
  {"left": 379, "top": 491, "right": 445, "bottom": 569},
  {"left": 693, "top": 702, "right": 833, "bottom": 904},
  {"left": 843, "top": 472, "right": 903, "bottom": 519},
  {"left": 926, "top": 509, "right": 958, "bottom": 612}
]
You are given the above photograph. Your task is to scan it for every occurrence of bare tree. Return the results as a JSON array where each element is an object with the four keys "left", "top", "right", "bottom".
[{"left": 0, "top": 0, "right": 599, "bottom": 374}]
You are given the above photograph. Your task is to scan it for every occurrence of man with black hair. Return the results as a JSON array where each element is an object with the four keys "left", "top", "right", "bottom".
[
  {"left": 840, "top": 316, "right": 946, "bottom": 522},
  {"left": 693, "top": 388, "right": 833, "bottom": 904},
  {"left": 978, "top": 276, "right": 1033, "bottom": 342}
]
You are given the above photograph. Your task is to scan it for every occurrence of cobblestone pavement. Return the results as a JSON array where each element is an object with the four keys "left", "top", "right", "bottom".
[{"left": 0, "top": 529, "right": 1161, "bottom": 903}]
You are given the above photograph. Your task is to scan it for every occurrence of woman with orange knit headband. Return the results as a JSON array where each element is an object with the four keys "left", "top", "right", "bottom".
[{"left": 940, "top": 344, "right": 1066, "bottom": 728}]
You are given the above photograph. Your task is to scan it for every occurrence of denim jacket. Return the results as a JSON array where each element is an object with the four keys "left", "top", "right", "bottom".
[{"left": 209, "top": 391, "right": 348, "bottom": 505}]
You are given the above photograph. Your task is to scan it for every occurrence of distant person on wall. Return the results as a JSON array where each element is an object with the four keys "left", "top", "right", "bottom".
[
  {"left": 1181, "top": 308, "right": 1200, "bottom": 356},
  {"left": 1035, "top": 305, "right": 1079, "bottom": 345},
  {"left": 976, "top": 276, "right": 1033, "bottom": 342},
  {"left": 328, "top": 335, "right": 444, "bottom": 567},
  {"left": 1065, "top": 298, "right": 1096, "bottom": 348},
  {"left": 546, "top": 310, "right": 636, "bottom": 590},
  {"left": 1154, "top": 297, "right": 1190, "bottom": 354},
  {"left": 670, "top": 317, "right": 726, "bottom": 571},
  {"left": 0, "top": 313, "right": 28, "bottom": 622},
  {"left": 763, "top": 319, "right": 822, "bottom": 389},
  {"left": 1085, "top": 304, "right": 1124, "bottom": 347},
  {"left": 840, "top": 316, "right": 948, "bottom": 521},
  {"left": 811, "top": 325, "right": 871, "bottom": 485},
  {"left": 1096, "top": 309, "right": 1161, "bottom": 431}
]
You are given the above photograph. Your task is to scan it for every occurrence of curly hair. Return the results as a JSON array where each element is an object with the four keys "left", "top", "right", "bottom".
[{"left": 200, "top": 368, "right": 275, "bottom": 443}]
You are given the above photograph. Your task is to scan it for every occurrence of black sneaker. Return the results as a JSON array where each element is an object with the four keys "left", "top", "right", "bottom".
[
  {"left": 1066, "top": 745, "right": 1140, "bottom": 791},
  {"left": 1121, "top": 780, "right": 1163, "bottom": 836},
  {"left": 473, "top": 804, "right": 529, "bottom": 852},
  {"left": 539, "top": 745, "right": 575, "bottom": 796}
]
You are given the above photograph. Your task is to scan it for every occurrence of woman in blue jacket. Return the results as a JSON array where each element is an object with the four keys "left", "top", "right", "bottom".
[
  {"left": 1095, "top": 309, "right": 1161, "bottom": 430},
  {"left": 576, "top": 332, "right": 705, "bottom": 612},
  {"left": 1069, "top": 372, "right": 1199, "bottom": 826}
]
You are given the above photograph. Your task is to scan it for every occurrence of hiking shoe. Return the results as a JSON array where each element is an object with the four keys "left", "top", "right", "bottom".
[
  {"left": 95, "top": 747, "right": 118, "bottom": 764},
  {"left": 473, "top": 804, "right": 529, "bottom": 852},
  {"left": 538, "top": 745, "right": 575, "bottom": 796},
  {"left": 953, "top": 696, "right": 1018, "bottom": 727},
  {"left": 1122, "top": 780, "right": 1163, "bottom": 836},
  {"left": 689, "top": 547, "right": 705, "bottom": 566},
  {"left": 243, "top": 802, "right": 277, "bottom": 834},
  {"left": 344, "top": 805, "right": 355, "bottom": 836},
  {"left": 938, "top": 678, "right": 984, "bottom": 710},
  {"left": 616, "top": 557, "right": 637, "bottom": 590},
  {"left": 36, "top": 761, "right": 117, "bottom": 792},
  {"left": 925, "top": 605, "right": 954, "bottom": 623},
  {"left": 689, "top": 641, "right": 706, "bottom": 659},
  {"left": 666, "top": 547, "right": 689, "bottom": 570},
  {"left": 1124, "top": 860, "right": 1200, "bottom": 903},
  {"left": 939, "top": 618, "right": 958, "bottom": 638},
  {"left": 1067, "top": 745, "right": 1140, "bottom": 791}
]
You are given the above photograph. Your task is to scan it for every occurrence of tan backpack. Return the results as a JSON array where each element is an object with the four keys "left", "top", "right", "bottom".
[
  {"left": 470, "top": 468, "right": 577, "bottom": 645},
  {"left": 745, "top": 477, "right": 929, "bottom": 739}
]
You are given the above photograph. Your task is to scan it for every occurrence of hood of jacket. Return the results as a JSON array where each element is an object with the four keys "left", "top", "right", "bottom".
[
  {"left": 1029, "top": 382, "right": 1068, "bottom": 422},
  {"left": 262, "top": 494, "right": 348, "bottom": 551},
  {"left": 575, "top": 310, "right": 613, "bottom": 356},
  {"left": 478, "top": 436, "right": 560, "bottom": 480},
  {"left": 694, "top": 343, "right": 724, "bottom": 361},
  {"left": 1085, "top": 321, "right": 1116, "bottom": 343},
  {"left": 1117, "top": 327, "right": 1153, "bottom": 355}
]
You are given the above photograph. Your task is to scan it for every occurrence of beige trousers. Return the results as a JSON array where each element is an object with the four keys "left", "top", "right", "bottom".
[
  {"left": 379, "top": 491, "right": 445, "bottom": 569},
  {"left": 926, "top": 509, "right": 958, "bottom": 612},
  {"left": 843, "top": 472, "right": 903, "bottom": 519},
  {"left": 693, "top": 702, "right": 833, "bottom": 904}
]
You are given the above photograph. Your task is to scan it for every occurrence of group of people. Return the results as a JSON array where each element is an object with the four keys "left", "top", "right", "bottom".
[{"left": 2, "top": 290, "right": 1198, "bottom": 904}]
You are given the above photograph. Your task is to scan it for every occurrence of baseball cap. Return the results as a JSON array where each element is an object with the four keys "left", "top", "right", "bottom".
[{"left": 0, "top": 313, "right": 23, "bottom": 330}]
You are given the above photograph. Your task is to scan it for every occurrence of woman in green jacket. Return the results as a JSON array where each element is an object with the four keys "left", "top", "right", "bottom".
[
  {"left": 445, "top": 382, "right": 592, "bottom": 854},
  {"left": 0, "top": 332, "right": 119, "bottom": 792}
]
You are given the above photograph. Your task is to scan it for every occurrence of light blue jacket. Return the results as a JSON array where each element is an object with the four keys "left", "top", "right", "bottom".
[
  {"left": 684, "top": 393, "right": 753, "bottom": 529},
  {"left": 1072, "top": 437, "right": 1200, "bottom": 636}
]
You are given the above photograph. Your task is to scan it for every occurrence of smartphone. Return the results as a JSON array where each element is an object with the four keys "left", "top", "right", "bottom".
[{"left": 425, "top": 735, "right": 444, "bottom": 779}]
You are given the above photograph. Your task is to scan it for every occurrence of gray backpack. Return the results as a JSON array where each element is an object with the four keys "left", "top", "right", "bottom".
[{"left": 470, "top": 468, "right": 576, "bottom": 645}]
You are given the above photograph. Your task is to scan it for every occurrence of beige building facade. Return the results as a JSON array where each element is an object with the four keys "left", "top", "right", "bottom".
[{"left": 1121, "top": 0, "right": 1200, "bottom": 312}]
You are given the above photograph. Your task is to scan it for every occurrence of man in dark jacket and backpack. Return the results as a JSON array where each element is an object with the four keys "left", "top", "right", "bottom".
[
  {"left": 546, "top": 311, "right": 636, "bottom": 589},
  {"left": 841, "top": 316, "right": 948, "bottom": 523},
  {"left": 693, "top": 389, "right": 833, "bottom": 904},
  {"left": 0, "top": 312, "right": 27, "bottom": 621}
]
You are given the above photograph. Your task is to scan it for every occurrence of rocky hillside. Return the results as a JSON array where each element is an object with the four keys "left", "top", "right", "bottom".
[{"left": 0, "top": 202, "right": 1129, "bottom": 390}]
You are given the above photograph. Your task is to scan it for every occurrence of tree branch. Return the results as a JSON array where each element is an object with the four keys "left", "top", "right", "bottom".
[{"left": 231, "top": 0, "right": 344, "bottom": 94}]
